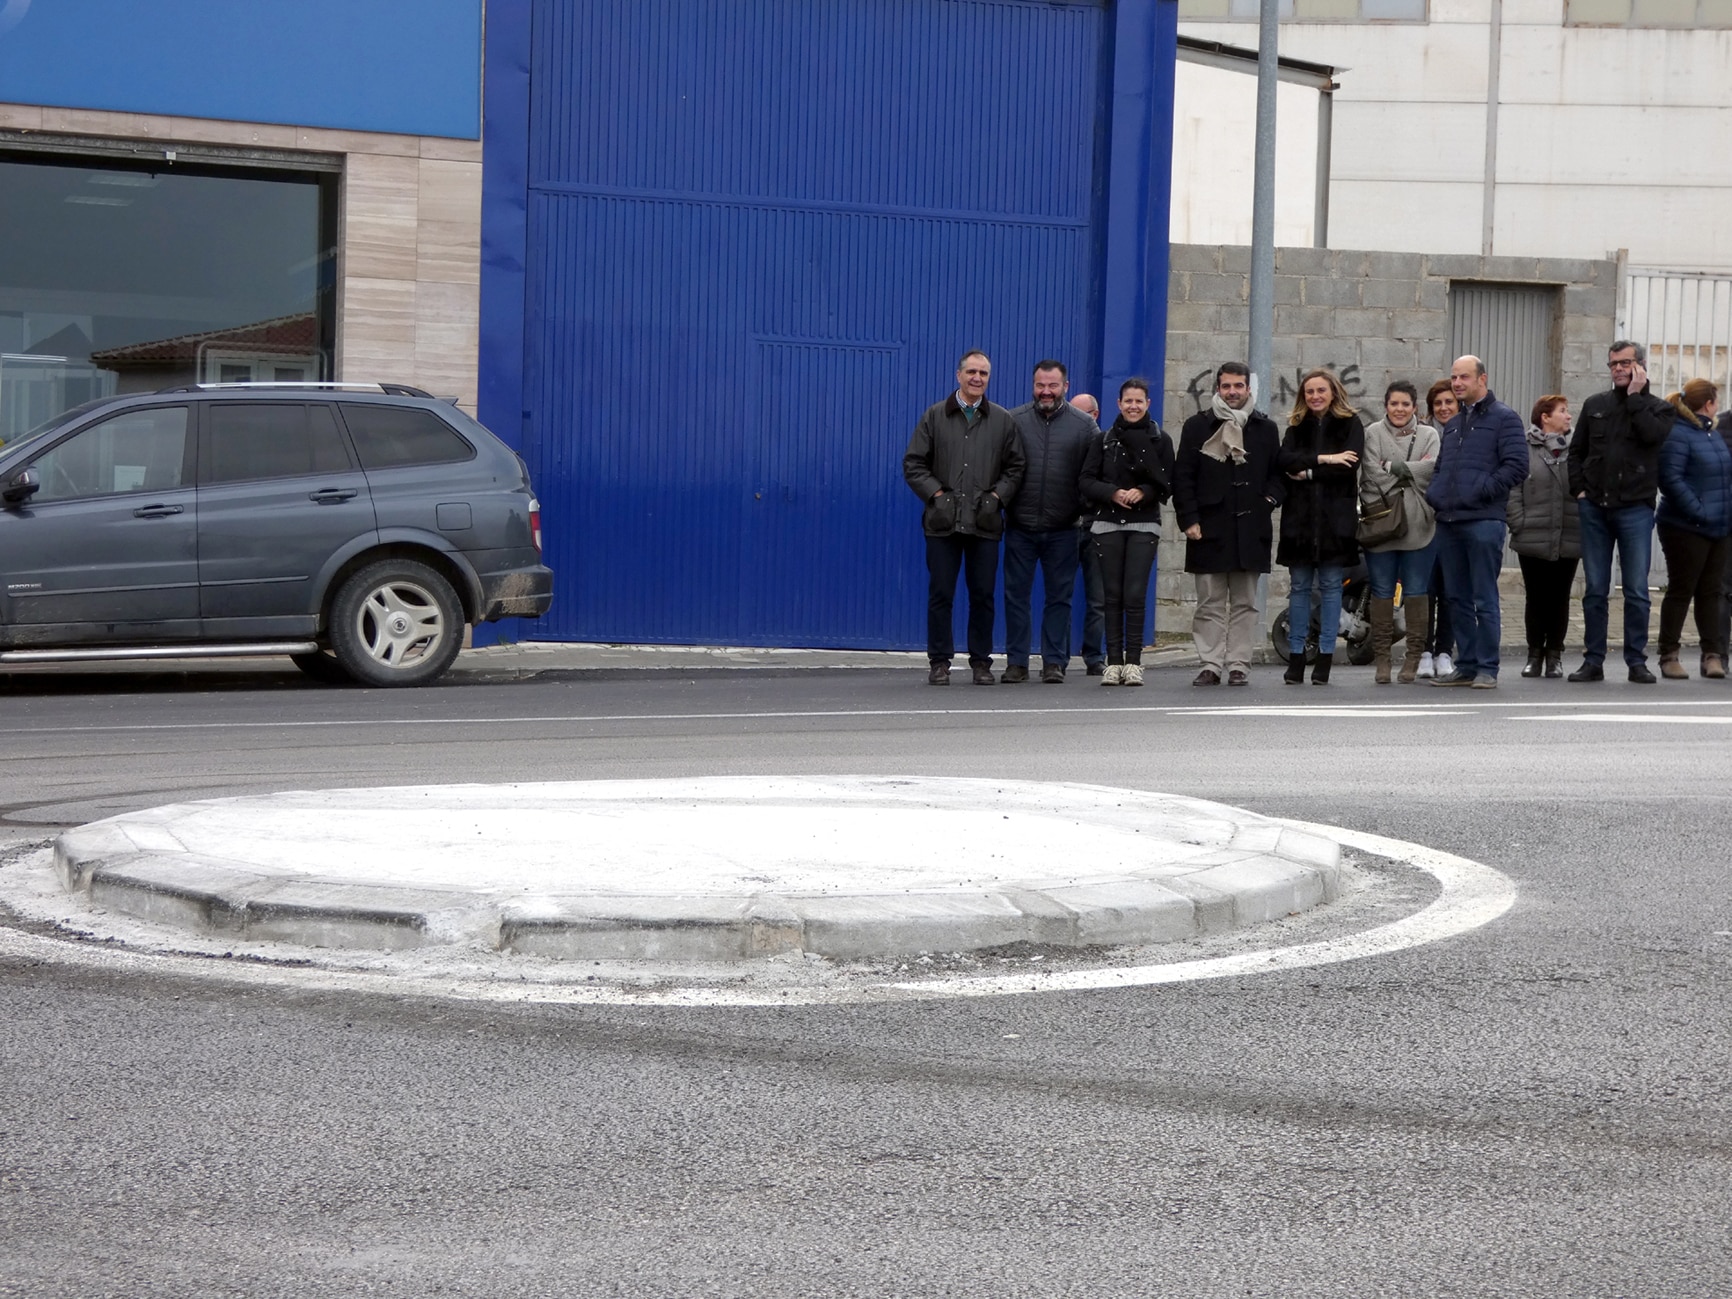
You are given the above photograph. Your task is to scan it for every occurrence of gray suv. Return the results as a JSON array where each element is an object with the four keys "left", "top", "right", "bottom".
[{"left": 0, "top": 383, "right": 552, "bottom": 686}]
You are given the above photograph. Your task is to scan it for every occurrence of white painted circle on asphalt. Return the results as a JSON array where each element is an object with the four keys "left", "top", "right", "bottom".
[{"left": 0, "top": 819, "right": 1514, "bottom": 1006}]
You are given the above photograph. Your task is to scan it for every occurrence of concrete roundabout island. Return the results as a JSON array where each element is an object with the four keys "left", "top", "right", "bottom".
[
  {"left": 0, "top": 777, "right": 1516, "bottom": 1005},
  {"left": 48, "top": 778, "right": 1344, "bottom": 960}
]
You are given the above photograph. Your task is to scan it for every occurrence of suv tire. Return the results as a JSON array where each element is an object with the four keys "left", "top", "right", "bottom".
[{"left": 329, "top": 559, "right": 463, "bottom": 687}]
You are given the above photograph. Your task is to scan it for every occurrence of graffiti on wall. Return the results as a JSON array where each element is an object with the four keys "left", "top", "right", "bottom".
[{"left": 1181, "top": 364, "right": 1366, "bottom": 416}]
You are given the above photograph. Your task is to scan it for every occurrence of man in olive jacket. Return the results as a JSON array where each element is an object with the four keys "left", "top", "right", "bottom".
[
  {"left": 1173, "top": 362, "right": 1284, "bottom": 687},
  {"left": 903, "top": 350, "right": 1027, "bottom": 686},
  {"left": 1565, "top": 339, "right": 1676, "bottom": 683}
]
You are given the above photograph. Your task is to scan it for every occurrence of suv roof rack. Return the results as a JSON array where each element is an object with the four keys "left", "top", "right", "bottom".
[{"left": 154, "top": 381, "right": 436, "bottom": 398}]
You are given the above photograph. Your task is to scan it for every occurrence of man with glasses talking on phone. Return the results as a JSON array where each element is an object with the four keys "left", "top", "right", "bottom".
[{"left": 1565, "top": 340, "right": 1677, "bottom": 683}]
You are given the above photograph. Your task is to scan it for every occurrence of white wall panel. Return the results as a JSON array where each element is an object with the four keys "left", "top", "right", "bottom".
[
  {"left": 1330, "top": 179, "right": 1484, "bottom": 253},
  {"left": 1496, "top": 184, "right": 1732, "bottom": 270},
  {"left": 1496, "top": 103, "right": 1731, "bottom": 184},
  {"left": 1428, "top": 0, "right": 1495, "bottom": 19},
  {"left": 1505, "top": 25, "right": 1732, "bottom": 105},
  {"left": 1331, "top": 101, "right": 1488, "bottom": 184},
  {"left": 1503, "top": 0, "right": 1565, "bottom": 21},
  {"left": 1169, "top": 62, "right": 1318, "bottom": 244}
]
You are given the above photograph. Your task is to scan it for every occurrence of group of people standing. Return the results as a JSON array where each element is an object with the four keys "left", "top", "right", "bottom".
[
  {"left": 903, "top": 342, "right": 1729, "bottom": 688},
  {"left": 902, "top": 353, "right": 1172, "bottom": 686}
]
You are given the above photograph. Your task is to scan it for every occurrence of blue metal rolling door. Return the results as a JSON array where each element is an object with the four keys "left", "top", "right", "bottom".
[{"left": 482, "top": 0, "right": 1174, "bottom": 648}]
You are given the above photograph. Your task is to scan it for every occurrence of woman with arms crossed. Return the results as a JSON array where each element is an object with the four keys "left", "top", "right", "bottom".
[{"left": 1278, "top": 369, "right": 1364, "bottom": 685}]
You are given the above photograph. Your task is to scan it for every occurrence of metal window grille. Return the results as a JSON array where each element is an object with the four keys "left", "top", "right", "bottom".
[{"left": 1618, "top": 269, "right": 1732, "bottom": 399}]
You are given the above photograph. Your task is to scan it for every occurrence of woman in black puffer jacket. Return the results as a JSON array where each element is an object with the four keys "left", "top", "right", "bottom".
[
  {"left": 1080, "top": 377, "right": 1174, "bottom": 687},
  {"left": 1278, "top": 368, "right": 1365, "bottom": 684}
]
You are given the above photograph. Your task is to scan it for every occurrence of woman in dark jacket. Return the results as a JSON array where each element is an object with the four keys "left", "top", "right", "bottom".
[
  {"left": 1278, "top": 368, "right": 1365, "bottom": 684},
  {"left": 1417, "top": 379, "right": 1459, "bottom": 677},
  {"left": 1508, "top": 395, "right": 1581, "bottom": 679},
  {"left": 1656, "top": 379, "right": 1731, "bottom": 679},
  {"left": 1080, "top": 377, "right": 1174, "bottom": 686}
]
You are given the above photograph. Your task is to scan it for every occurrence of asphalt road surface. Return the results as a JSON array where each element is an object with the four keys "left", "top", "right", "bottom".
[{"left": 2, "top": 664, "right": 1729, "bottom": 1297}]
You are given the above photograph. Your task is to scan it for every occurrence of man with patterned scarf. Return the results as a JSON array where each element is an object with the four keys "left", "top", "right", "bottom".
[{"left": 1173, "top": 362, "right": 1286, "bottom": 686}]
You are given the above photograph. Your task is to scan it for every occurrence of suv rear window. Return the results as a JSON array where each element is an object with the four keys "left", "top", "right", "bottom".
[
  {"left": 202, "top": 404, "right": 352, "bottom": 484},
  {"left": 340, "top": 404, "right": 475, "bottom": 470}
]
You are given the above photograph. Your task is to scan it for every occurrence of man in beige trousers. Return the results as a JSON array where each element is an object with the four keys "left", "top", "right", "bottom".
[{"left": 1172, "top": 363, "right": 1286, "bottom": 686}]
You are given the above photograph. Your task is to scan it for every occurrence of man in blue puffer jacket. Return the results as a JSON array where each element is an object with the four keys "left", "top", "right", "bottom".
[{"left": 1426, "top": 355, "right": 1530, "bottom": 687}]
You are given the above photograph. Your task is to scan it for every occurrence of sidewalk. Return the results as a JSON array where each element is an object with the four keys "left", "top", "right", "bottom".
[
  {"left": 460, "top": 574, "right": 1686, "bottom": 678},
  {"left": 0, "top": 576, "right": 1689, "bottom": 684}
]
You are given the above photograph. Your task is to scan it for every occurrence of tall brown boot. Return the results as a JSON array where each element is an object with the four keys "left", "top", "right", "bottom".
[
  {"left": 1398, "top": 595, "right": 1428, "bottom": 683},
  {"left": 1370, "top": 596, "right": 1396, "bottom": 684}
]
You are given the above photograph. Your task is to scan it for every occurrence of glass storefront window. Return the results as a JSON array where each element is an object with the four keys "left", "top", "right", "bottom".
[{"left": 0, "top": 153, "right": 335, "bottom": 443}]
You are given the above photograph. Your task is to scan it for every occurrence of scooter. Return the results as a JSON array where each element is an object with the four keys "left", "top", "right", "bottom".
[{"left": 1269, "top": 561, "right": 1407, "bottom": 666}]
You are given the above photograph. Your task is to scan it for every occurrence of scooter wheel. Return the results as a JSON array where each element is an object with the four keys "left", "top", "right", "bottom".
[{"left": 1269, "top": 612, "right": 1317, "bottom": 665}]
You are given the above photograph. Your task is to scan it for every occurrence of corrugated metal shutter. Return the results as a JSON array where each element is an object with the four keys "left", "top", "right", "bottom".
[
  {"left": 1446, "top": 282, "right": 1560, "bottom": 428},
  {"left": 521, "top": 0, "right": 1108, "bottom": 647}
]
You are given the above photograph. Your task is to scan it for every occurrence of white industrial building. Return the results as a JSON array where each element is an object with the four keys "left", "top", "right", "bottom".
[{"left": 1171, "top": 1, "right": 1732, "bottom": 391}]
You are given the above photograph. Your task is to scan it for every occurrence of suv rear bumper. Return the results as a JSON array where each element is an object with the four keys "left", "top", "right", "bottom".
[{"left": 477, "top": 563, "right": 554, "bottom": 621}]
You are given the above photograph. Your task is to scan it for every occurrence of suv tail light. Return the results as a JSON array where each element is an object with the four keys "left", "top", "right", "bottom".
[{"left": 529, "top": 500, "right": 542, "bottom": 555}]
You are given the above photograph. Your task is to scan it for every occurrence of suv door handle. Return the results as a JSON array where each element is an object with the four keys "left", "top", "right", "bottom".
[
  {"left": 309, "top": 488, "right": 359, "bottom": 503},
  {"left": 132, "top": 503, "right": 185, "bottom": 518}
]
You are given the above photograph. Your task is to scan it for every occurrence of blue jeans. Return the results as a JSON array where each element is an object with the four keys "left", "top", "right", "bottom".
[
  {"left": 1577, "top": 500, "right": 1654, "bottom": 667},
  {"left": 1076, "top": 524, "right": 1106, "bottom": 668},
  {"left": 1436, "top": 518, "right": 1507, "bottom": 678},
  {"left": 1287, "top": 563, "right": 1345, "bottom": 658},
  {"left": 1365, "top": 537, "right": 1438, "bottom": 599},
  {"left": 1004, "top": 527, "right": 1081, "bottom": 668}
]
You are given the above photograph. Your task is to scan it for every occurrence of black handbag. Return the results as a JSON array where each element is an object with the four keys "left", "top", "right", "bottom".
[{"left": 1356, "top": 485, "right": 1408, "bottom": 547}]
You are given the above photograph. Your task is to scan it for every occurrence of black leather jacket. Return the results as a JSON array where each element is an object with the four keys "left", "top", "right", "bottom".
[{"left": 1567, "top": 383, "right": 1675, "bottom": 508}]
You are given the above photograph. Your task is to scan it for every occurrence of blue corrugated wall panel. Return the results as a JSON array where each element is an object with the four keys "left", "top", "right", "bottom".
[{"left": 493, "top": 0, "right": 1170, "bottom": 648}]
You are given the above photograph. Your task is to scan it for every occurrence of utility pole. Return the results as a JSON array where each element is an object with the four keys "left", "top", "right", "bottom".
[{"left": 1247, "top": 0, "right": 1279, "bottom": 414}]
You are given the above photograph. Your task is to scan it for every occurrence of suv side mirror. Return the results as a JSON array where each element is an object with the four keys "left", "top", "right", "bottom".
[{"left": 3, "top": 468, "right": 40, "bottom": 506}]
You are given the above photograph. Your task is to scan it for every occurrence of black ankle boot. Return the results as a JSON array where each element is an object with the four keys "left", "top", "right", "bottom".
[
  {"left": 1521, "top": 653, "right": 1543, "bottom": 678},
  {"left": 1284, "top": 657, "right": 1305, "bottom": 684},
  {"left": 1311, "top": 656, "right": 1332, "bottom": 685},
  {"left": 1544, "top": 654, "right": 1563, "bottom": 679}
]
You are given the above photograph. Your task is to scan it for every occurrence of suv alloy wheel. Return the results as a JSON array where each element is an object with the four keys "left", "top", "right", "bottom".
[{"left": 329, "top": 558, "right": 463, "bottom": 687}]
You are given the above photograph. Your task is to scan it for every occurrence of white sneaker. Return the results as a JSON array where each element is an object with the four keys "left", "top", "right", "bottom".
[
  {"left": 1417, "top": 652, "right": 1434, "bottom": 679},
  {"left": 1101, "top": 664, "right": 1124, "bottom": 686},
  {"left": 1435, "top": 652, "right": 1454, "bottom": 677},
  {"left": 1122, "top": 663, "right": 1144, "bottom": 687}
]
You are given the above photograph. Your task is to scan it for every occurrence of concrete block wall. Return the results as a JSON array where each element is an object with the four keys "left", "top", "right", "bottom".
[
  {"left": 1153, "top": 243, "right": 1620, "bottom": 604},
  {"left": 1163, "top": 245, "right": 1618, "bottom": 434}
]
